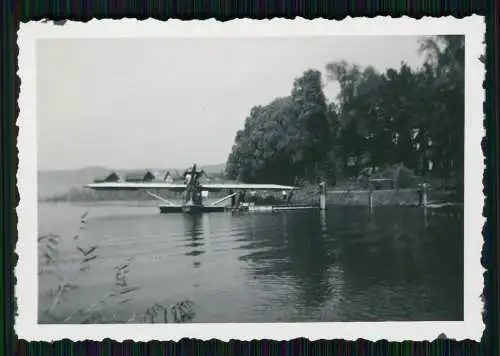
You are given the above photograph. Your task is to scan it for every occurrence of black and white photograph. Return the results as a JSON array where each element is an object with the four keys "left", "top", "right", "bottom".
[{"left": 16, "top": 17, "right": 484, "bottom": 341}]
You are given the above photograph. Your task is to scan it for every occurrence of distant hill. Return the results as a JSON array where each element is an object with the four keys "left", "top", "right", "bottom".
[
  {"left": 38, "top": 166, "right": 109, "bottom": 199},
  {"left": 38, "top": 163, "right": 226, "bottom": 199}
]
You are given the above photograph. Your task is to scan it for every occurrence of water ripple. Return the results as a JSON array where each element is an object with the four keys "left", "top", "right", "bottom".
[{"left": 38, "top": 203, "right": 464, "bottom": 322}]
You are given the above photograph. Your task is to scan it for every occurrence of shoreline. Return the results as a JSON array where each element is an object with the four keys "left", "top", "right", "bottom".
[{"left": 39, "top": 187, "right": 462, "bottom": 208}]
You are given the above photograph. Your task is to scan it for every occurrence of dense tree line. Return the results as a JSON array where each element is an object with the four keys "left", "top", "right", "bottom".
[{"left": 225, "top": 36, "right": 465, "bottom": 191}]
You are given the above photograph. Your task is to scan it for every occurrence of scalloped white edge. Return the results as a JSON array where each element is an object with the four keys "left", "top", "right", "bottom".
[{"left": 16, "top": 16, "right": 485, "bottom": 342}]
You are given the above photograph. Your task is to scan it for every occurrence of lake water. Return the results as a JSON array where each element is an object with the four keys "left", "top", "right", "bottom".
[{"left": 38, "top": 202, "right": 463, "bottom": 323}]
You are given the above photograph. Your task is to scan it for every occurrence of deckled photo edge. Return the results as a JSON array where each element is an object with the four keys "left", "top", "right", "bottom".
[{"left": 15, "top": 16, "right": 485, "bottom": 342}]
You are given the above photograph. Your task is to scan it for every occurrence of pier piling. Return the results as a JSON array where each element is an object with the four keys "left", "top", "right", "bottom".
[
  {"left": 418, "top": 183, "right": 430, "bottom": 208},
  {"left": 319, "top": 182, "right": 326, "bottom": 210}
]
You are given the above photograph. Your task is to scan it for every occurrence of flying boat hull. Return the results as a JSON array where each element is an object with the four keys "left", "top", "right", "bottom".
[{"left": 159, "top": 204, "right": 226, "bottom": 214}]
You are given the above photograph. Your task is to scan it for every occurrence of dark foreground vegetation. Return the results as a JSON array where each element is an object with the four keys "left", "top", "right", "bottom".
[
  {"left": 225, "top": 36, "right": 465, "bottom": 199},
  {"left": 38, "top": 212, "right": 195, "bottom": 324}
]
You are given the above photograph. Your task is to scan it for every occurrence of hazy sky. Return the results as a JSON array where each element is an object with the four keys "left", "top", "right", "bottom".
[{"left": 37, "top": 36, "right": 427, "bottom": 171}]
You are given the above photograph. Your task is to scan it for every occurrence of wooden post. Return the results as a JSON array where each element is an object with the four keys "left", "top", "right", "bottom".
[
  {"left": 368, "top": 180, "right": 374, "bottom": 210},
  {"left": 319, "top": 182, "right": 326, "bottom": 210},
  {"left": 418, "top": 183, "right": 429, "bottom": 208},
  {"left": 422, "top": 183, "right": 429, "bottom": 207}
]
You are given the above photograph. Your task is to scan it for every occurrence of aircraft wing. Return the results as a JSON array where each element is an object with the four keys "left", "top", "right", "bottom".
[
  {"left": 85, "top": 182, "right": 187, "bottom": 192},
  {"left": 85, "top": 182, "right": 298, "bottom": 193},
  {"left": 200, "top": 183, "right": 298, "bottom": 192}
]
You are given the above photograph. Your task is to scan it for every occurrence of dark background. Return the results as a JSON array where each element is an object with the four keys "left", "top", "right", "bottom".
[{"left": 2, "top": 0, "right": 498, "bottom": 355}]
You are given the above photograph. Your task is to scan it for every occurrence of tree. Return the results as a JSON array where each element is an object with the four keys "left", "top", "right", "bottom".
[
  {"left": 323, "top": 35, "right": 464, "bottom": 188},
  {"left": 226, "top": 70, "right": 330, "bottom": 185},
  {"left": 290, "top": 69, "right": 330, "bottom": 181},
  {"left": 227, "top": 35, "right": 464, "bottom": 195},
  {"left": 418, "top": 35, "right": 464, "bottom": 187},
  {"left": 325, "top": 61, "right": 386, "bottom": 177},
  {"left": 226, "top": 98, "right": 298, "bottom": 184}
]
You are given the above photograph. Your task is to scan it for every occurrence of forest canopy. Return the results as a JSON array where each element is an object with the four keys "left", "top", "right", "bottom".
[{"left": 225, "top": 35, "right": 465, "bottom": 190}]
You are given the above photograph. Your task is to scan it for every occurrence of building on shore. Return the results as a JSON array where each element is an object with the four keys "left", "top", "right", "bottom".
[
  {"left": 93, "top": 171, "right": 120, "bottom": 183},
  {"left": 125, "top": 170, "right": 155, "bottom": 182}
]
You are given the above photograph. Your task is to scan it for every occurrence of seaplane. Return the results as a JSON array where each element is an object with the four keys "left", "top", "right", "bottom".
[{"left": 85, "top": 164, "right": 308, "bottom": 214}]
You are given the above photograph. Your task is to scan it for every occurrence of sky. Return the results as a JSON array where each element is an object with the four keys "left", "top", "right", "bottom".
[{"left": 37, "top": 36, "right": 427, "bottom": 171}]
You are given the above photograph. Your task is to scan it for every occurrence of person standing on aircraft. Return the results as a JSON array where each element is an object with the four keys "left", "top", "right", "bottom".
[
  {"left": 183, "top": 165, "right": 195, "bottom": 184},
  {"left": 238, "top": 191, "right": 246, "bottom": 205},
  {"left": 183, "top": 165, "right": 196, "bottom": 203},
  {"left": 183, "top": 164, "right": 208, "bottom": 185},
  {"left": 183, "top": 164, "right": 210, "bottom": 205}
]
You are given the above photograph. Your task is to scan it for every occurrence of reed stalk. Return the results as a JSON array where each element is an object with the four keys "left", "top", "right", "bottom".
[{"left": 39, "top": 210, "right": 195, "bottom": 323}]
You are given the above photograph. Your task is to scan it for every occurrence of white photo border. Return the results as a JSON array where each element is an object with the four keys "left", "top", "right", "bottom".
[{"left": 16, "top": 16, "right": 485, "bottom": 342}]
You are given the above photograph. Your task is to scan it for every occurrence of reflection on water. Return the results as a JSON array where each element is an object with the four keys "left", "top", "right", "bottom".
[
  {"left": 183, "top": 215, "right": 205, "bottom": 259},
  {"left": 38, "top": 203, "right": 463, "bottom": 323}
]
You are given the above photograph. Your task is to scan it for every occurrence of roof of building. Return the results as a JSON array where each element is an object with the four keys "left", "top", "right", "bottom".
[
  {"left": 124, "top": 170, "right": 155, "bottom": 181},
  {"left": 93, "top": 171, "right": 120, "bottom": 183}
]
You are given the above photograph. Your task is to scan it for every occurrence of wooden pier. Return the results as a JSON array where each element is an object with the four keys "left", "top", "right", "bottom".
[
  {"left": 246, "top": 204, "right": 318, "bottom": 212},
  {"left": 158, "top": 203, "right": 319, "bottom": 214}
]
